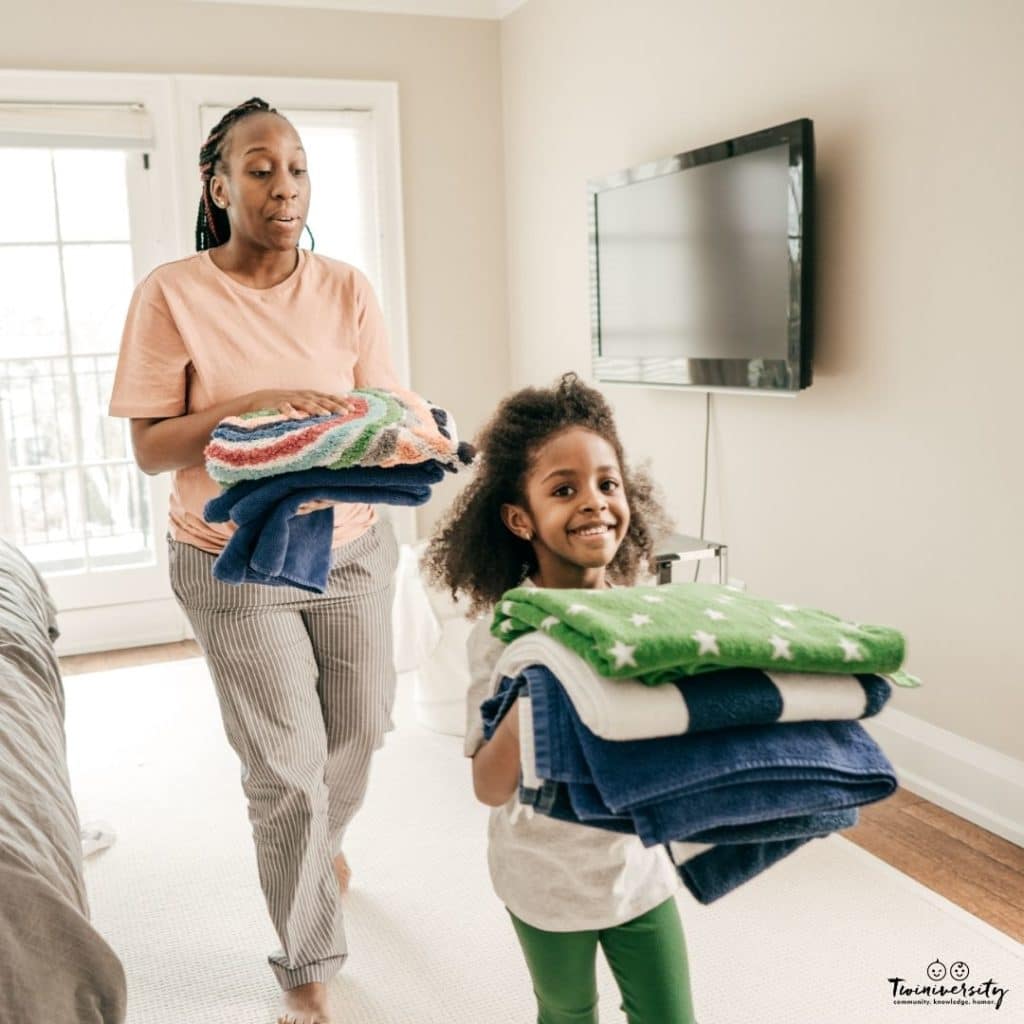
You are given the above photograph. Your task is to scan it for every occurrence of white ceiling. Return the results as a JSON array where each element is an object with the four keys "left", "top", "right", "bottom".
[{"left": 186, "top": 0, "right": 527, "bottom": 19}]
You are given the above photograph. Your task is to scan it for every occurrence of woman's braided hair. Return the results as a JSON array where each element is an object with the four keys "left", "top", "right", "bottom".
[
  {"left": 195, "top": 97, "right": 277, "bottom": 251},
  {"left": 422, "top": 373, "right": 672, "bottom": 615}
]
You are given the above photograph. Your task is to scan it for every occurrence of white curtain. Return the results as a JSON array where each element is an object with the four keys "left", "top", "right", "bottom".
[{"left": 0, "top": 102, "right": 153, "bottom": 149}]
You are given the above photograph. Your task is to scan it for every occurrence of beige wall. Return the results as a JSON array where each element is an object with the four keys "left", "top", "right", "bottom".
[
  {"left": 499, "top": 0, "right": 1024, "bottom": 759},
  {"left": 1, "top": 0, "right": 508, "bottom": 534}
]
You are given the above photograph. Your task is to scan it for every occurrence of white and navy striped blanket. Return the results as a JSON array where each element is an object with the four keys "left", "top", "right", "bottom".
[{"left": 492, "top": 632, "right": 891, "bottom": 740}]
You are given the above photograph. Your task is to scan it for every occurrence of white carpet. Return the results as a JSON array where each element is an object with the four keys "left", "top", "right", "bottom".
[{"left": 66, "top": 658, "right": 1022, "bottom": 1023}]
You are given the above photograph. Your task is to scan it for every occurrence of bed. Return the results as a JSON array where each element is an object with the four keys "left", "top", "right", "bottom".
[{"left": 0, "top": 538, "right": 126, "bottom": 1023}]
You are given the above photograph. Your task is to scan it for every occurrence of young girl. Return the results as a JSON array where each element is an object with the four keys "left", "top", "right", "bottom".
[{"left": 423, "top": 373, "right": 698, "bottom": 1024}]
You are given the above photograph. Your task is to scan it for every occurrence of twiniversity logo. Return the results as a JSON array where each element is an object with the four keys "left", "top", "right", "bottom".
[{"left": 889, "top": 958, "right": 1009, "bottom": 1010}]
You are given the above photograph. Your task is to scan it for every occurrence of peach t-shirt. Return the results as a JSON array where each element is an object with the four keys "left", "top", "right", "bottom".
[{"left": 108, "top": 249, "right": 400, "bottom": 554}]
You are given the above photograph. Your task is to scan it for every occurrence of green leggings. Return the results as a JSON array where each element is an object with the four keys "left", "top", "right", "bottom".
[{"left": 508, "top": 897, "right": 697, "bottom": 1024}]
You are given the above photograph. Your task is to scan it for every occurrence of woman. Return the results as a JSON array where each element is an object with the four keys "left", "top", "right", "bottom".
[{"left": 109, "top": 98, "right": 400, "bottom": 1024}]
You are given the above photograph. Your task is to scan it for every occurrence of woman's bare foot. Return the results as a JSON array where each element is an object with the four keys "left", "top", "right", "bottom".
[
  {"left": 333, "top": 852, "right": 352, "bottom": 894},
  {"left": 278, "top": 981, "right": 332, "bottom": 1023}
]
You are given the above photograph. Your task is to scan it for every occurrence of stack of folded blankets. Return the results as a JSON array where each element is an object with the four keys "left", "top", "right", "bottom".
[
  {"left": 203, "top": 387, "right": 474, "bottom": 592},
  {"left": 481, "top": 583, "right": 920, "bottom": 905}
]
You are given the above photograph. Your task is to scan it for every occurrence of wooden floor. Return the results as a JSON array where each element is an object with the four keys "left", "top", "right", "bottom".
[{"left": 60, "top": 641, "right": 1024, "bottom": 945}]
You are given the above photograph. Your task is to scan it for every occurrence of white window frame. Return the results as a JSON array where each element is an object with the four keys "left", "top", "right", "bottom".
[{"left": 0, "top": 70, "right": 181, "bottom": 622}]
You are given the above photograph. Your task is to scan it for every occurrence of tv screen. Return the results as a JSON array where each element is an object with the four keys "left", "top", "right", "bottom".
[{"left": 589, "top": 118, "right": 814, "bottom": 393}]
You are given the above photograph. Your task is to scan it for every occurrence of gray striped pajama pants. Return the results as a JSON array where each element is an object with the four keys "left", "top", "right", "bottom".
[{"left": 167, "top": 520, "right": 399, "bottom": 989}]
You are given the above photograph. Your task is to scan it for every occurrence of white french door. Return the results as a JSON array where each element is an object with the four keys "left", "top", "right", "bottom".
[
  {"left": 0, "top": 146, "right": 165, "bottom": 603},
  {"left": 0, "top": 75, "right": 185, "bottom": 653}
]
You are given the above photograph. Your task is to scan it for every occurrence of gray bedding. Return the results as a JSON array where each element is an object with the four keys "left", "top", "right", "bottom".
[{"left": 0, "top": 538, "right": 126, "bottom": 1023}]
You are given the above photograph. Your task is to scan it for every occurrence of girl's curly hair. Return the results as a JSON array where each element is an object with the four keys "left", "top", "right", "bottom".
[{"left": 422, "top": 372, "right": 673, "bottom": 615}]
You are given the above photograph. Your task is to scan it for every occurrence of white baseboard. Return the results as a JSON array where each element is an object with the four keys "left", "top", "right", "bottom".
[
  {"left": 54, "top": 598, "right": 191, "bottom": 657},
  {"left": 863, "top": 707, "right": 1024, "bottom": 847}
]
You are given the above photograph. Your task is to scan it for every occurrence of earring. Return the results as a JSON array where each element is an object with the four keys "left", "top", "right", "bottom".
[{"left": 523, "top": 531, "right": 533, "bottom": 542}]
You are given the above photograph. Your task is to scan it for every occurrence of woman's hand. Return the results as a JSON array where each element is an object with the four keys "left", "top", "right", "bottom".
[
  {"left": 130, "top": 388, "right": 358, "bottom": 476},
  {"left": 243, "top": 389, "right": 358, "bottom": 419},
  {"left": 296, "top": 499, "right": 335, "bottom": 516}
]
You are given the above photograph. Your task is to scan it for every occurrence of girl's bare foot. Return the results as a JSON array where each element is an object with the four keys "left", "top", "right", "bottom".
[
  {"left": 333, "top": 852, "right": 352, "bottom": 894},
  {"left": 278, "top": 981, "right": 332, "bottom": 1023}
]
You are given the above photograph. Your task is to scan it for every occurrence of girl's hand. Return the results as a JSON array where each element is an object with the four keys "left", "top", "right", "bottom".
[
  {"left": 495, "top": 703, "right": 521, "bottom": 742},
  {"left": 243, "top": 389, "right": 358, "bottom": 419},
  {"left": 471, "top": 699, "right": 521, "bottom": 807}
]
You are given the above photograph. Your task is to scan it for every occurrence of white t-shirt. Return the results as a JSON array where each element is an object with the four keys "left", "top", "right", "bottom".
[{"left": 464, "top": 604, "right": 680, "bottom": 932}]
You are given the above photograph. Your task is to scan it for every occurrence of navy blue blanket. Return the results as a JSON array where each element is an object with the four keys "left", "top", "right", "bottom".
[
  {"left": 204, "top": 463, "right": 445, "bottom": 592},
  {"left": 482, "top": 666, "right": 896, "bottom": 904}
]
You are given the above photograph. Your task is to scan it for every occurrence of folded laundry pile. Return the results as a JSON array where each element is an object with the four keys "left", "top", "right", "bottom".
[
  {"left": 481, "top": 586, "right": 917, "bottom": 904},
  {"left": 203, "top": 388, "right": 474, "bottom": 591}
]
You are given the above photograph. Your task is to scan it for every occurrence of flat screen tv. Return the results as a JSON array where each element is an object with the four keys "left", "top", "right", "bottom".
[{"left": 588, "top": 118, "right": 814, "bottom": 394}]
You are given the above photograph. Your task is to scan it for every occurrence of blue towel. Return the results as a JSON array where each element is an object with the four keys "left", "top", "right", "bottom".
[
  {"left": 513, "top": 667, "right": 896, "bottom": 834},
  {"left": 523, "top": 773, "right": 850, "bottom": 903},
  {"left": 482, "top": 667, "right": 895, "bottom": 903},
  {"left": 204, "top": 463, "right": 445, "bottom": 592},
  {"left": 549, "top": 777, "right": 857, "bottom": 845}
]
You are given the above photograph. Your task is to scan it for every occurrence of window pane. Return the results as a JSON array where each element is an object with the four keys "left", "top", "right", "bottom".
[
  {"left": 0, "top": 357, "right": 76, "bottom": 470},
  {"left": 0, "top": 141, "right": 157, "bottom": 586},
  {"left": 53, "top": 149, "right": 130, "bottom": 242},
  {"left": 0, "top": 246, "right": 66, "bottom": 359},
  {"left": 9, "top": 468, "right": 85, "bottom": 573},
  {"left": 83, "top": 463, "right": 152, "bottom": 568},
  {"left": 299, "top": 122, "right": 369, "bottom": 269},
  {"left": 74, "top": 353, "right": 128, "bottom": 461},
  {"left": 0, "top": 149, "right": 57, "bottom": 243},
  {"left": 63, "top": 243, "right": 134, "bottom": 354}
]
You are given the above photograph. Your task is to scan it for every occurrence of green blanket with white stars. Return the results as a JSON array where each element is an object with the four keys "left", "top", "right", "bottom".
[{"left": 490, "top": 582, "right": 907, "bottom": 685}]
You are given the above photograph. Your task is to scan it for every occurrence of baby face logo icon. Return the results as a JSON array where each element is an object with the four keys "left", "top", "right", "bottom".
[
  {"left": 949, "top": 961, "right": 970, "bottom": 981},
  {"left": 926, "top": 959, "right": 947, "bottom": 981}
]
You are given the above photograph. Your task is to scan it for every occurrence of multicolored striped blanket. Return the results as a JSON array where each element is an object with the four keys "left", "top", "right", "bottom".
[{"left": 204, "top": 387, "right": 475, "bottom": 488}]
